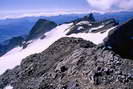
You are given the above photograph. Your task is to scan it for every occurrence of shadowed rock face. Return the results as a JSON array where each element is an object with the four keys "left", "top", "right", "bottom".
[
  {"left": 27, "top": 19, "right": 57, "bottom": 40},
  {"left": 104, "top": 18, "right": 133, "bottom": 59},
  {"left": 0, "top": 36, "right": 24, "bottom": 56},
  {"left": 0, "top": 37, "right": 133, "bottom": 89}
]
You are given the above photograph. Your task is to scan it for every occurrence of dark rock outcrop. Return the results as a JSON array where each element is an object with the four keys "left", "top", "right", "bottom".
[
  {"left": 66, "top": 14, "right": 118, "bottom": 35},
  {"left": 27, "top": 19, "right": 57, "bottom": 40},
  {"left": 104, "top": 18, "right": 133, "bottom": 58},
  {"left": 73, "top": 13, "right": 96, "bottom": 23},
  {"left": 0, "top": 37, "right": 133, "bottom": 89}
]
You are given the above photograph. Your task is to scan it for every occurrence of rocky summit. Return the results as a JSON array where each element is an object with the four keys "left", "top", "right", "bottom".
[
  {"left": 27, "top": 19, "right": 57, "bottom": 40},
  {"left": 0, "top": 37, "right": 133, "bottom": 89}
]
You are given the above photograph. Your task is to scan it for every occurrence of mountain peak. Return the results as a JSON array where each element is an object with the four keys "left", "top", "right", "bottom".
[
  {"left": 27, "top": 19, "right": 57, "bottom": 40},
  {"left": 84, "top": 13, "right": 96, "bottom": 22}
]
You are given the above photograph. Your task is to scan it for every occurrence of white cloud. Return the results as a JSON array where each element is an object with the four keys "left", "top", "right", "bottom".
[
  {"left": 86, "top": 0, "right": 133, "bottom": 11},
  {"left": 118, "top": 0, "right": 133, "bottom": 10}
]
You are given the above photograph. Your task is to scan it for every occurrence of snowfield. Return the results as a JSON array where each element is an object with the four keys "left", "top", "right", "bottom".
[
  {"left": 68, "top": 26, "right": 116, "bottom": 44},
  {"left": 0, "top": 23, "right": 115, "bottom": 75},
  {"left": 0, "top": 23, "right": 72, "bottom": 75}
]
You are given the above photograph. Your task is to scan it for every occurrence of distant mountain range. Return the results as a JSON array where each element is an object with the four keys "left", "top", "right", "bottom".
[{"left": 0, "top": 11, "right": 133, "bottom": 43}]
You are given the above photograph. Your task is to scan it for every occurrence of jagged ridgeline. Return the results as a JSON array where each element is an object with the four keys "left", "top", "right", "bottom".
[
  {"left": 66, "top": 14, "right": 118, "bottom": 35},
  {"left": 0, "top": 13, "right": 133, "bottom": 89}
]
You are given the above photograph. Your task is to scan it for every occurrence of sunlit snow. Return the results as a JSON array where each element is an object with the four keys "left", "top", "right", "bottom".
[
  {"left": 68, "top": 26, "right": 116, "bottom": 44},
  {"left": 0, "top": 23, "right": 72, "bottom": 75}
]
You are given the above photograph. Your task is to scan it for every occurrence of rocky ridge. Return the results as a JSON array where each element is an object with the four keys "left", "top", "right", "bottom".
[
  {"left": 0, "top": 37, "right": 133, "bottom": 89},
  {"left": 66, "top": 14, "right": 118, "bottom": 35}
]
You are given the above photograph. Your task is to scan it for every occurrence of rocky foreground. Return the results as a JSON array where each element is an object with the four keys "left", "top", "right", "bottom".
[{"left": 0, "top": 37, "right": 133, "bottom": 89}]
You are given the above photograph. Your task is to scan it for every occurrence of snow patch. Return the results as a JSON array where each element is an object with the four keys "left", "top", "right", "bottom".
[
  {"left": 89, "top": 24, "right": 105, "bottom": 32},
  {"left": 106, "top": 46, "right": 112, "bottom": 49},
  {"left": 4, "top": 85, "right": 13, "bottom": 89},
  {"left": 77, "top": 21, "right": 91, "bottom": 25},
  {"left": 77, "top": 26, "right": 84, "bottom": 31},
  {"left": 68, "top": 26, "right": 116, "bottom": 44}
]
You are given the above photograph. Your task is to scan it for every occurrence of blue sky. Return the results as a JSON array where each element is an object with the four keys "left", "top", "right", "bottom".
[
  {"left": 0, "top": 0, "right": 133, "bottom": 18},
  {"left": 0, "top": 0, "right": 90, "bottom": 12},
  {"left": 1, "top": 0, "right": 133, "bottom": 12}
]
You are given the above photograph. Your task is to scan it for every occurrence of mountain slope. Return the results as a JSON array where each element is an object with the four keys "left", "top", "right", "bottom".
[
  {"left": 1, "top": 13, "right": 133, "bottom": 89},
  {"left": 0, "top": 14, "right": 118, "bottom": 75},
  {"left": 0, "top": 37, "right": 133, "bottom": 89},
  {"left": 0, "top": 12, "right": 133, "bottom": 89},
  {"left": 0, "top": 23, "right": 72, "bottom": 75},
  {"left": 0, "top": 19, "right": 57, "bottom": 57}
]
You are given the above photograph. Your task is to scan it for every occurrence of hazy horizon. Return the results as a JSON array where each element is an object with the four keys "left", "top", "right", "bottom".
[{"left": 0, "top": 0, "right": 133, "bottom": 19}]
